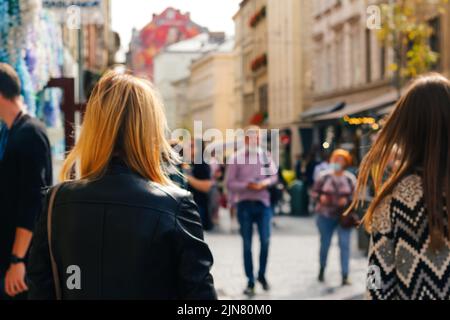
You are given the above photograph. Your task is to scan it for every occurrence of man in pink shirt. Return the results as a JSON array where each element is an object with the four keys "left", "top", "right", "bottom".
[{"left": 225, "top": 127, "right": 278, "bottom": 296}]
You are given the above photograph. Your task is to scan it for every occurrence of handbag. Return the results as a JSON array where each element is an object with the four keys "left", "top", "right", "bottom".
[
  {"left": 47, "top": 184, "right": 64, "bottom": 300},
  {"left": 338, "top": 208, "right": 360, "bottom": 229}
]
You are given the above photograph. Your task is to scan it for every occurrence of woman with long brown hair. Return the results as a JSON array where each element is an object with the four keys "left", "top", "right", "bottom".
[
  {"left": 348, "top": 73, "right": 450, "bottom": 300},
  {"left": 26, "top": 71, "right": 217, "bottom": 300}
]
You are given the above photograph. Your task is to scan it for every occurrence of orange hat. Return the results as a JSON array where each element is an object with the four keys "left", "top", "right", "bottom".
[{"left": 330, "top": 149, "right": 353, "bottom": 167}]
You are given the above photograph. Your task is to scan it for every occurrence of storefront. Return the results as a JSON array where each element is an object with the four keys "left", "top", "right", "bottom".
[{"left": 303, "top": 91, "right": 397, "bottom": 165}]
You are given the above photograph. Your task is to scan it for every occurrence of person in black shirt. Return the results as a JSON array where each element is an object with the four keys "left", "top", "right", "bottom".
[
  {"left": 186, "top": 139, "right": 213, "bottom": 231},
  {"left": 0, "top": 63, "right": 53, "bottom": 299}
]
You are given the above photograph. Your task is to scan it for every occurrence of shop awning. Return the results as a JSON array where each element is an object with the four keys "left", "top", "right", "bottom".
[
  {"left": 313, "top": 91, "right": 398, "bottom": 122},
  {"left": 376, "top": 104, "right": 395, "bottom": 116},
  {"left": 300, "top": 102, "right": 345, "bottom": 120}
]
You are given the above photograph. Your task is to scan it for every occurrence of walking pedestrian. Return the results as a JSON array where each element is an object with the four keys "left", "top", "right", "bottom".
[
  {"left": 294, "top": 153, "right": 303, "bottom": 180},
  {"left": 348, "top": 73, "right": 450, "bottom": 300},
  {"left": 304, "top": 150, "right": 319, "bottom": 189},
  {"left": 312, "top": 149, "right": 356, "bottom": 286},
  {"left": 208, "top": 151, "right": 224, "bottom": 226},
  {"left": 313, "top": 150, "right": 330, "bottom": 183},
  {"left": 225, "top": 126, "right": 278, "bottom": 296},
  {"left": 186, "top": 139, "right": 214, "bottom": 231},
  {"left": 269, "top": 169, "right": 288, "bottom": 215},
  {"left": 27, "top": 71, "right": 217, "bottom": 300},
  {"left": 0, "top": 63, "right": 53, "bottom": 300}
]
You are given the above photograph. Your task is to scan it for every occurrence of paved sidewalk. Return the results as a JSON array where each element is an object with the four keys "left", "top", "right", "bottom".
[{"left": 205, "top": 210, "right": 368, "bottom": 300}]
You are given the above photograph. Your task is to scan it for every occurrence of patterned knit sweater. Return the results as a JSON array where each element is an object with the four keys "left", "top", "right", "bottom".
[{"left": 367, "top": 174, "right": 450, "bottom": 300}]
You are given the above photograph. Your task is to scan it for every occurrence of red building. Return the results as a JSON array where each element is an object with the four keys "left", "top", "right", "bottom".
[{"left": 128, "top": 7, "right": 207, "bottom": 79}]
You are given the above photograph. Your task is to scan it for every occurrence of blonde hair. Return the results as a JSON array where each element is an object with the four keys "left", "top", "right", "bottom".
[{"left": 60, "top": 71, "right": 176, "bottom": 185}]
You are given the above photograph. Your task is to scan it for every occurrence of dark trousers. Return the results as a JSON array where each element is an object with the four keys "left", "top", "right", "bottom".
[
  {"left": 237, "top": 200, "right": 272, "bottom": 286},
  {"left": 198, "top": 205, "right": 213, "bottom": 231}
]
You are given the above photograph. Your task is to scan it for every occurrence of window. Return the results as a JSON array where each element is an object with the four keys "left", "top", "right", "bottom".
[
  {"left": 350, "top": 23, "right": 362, "bottom": 86},
  {"left": 366, "top": 29, "right": 372, "bottom": 83},
  {"left": 335, "top": 29, "right": 344, "bottom": 89},
  {"left": 326, "top": 44, "right": 333, "bottom": 91},
  {"left": 380, "top": 45, "right": 386, "bottom": 79},
  {"left": 259, "top": 84, "right": 268, "bottom": 113},
  {"left": 429, "top": 17, "right": 441, "bottom": 70},
  {"left": 313, "top": 40, "right": 324, "bottom": 93}
]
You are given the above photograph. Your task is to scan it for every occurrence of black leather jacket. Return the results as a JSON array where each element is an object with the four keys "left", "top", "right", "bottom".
[{"left": 27, "top": 161, "right": 217, "bottom": 300}]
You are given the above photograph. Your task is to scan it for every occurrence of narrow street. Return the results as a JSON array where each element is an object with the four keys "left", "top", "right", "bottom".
[
  {"left": 2, "top": 0, "right": 449, "bottom": 307},
  {"left": 206, "top": 210, "right": 368, "bottom": 300}
]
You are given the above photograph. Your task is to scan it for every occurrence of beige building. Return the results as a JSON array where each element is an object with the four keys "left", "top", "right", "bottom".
[
  {"left": 233, "top": 0, "right": 312, "bottom": 167},
  {"left": 267, "top": 0, "right": 312, "bottom": 167},
  {"left": 303, "top": 0, "right": 450, "bottom": 162},
  {"left": 172, "top": 76, "right": 190, "bottom": 129},
  {"left": 153, "top": 33, "right": 224, "bottom": 130},
  {"left": 187, "top": 39, "right": 236, "bottom": 134},
  {"left": 233, "top": 0, "right": 268, "bottom": 127}
]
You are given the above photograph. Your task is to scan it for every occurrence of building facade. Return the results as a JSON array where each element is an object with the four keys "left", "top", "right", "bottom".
[
  {"left": 153, "top": 33, "right": 226, "bottom": 129},
  {"left": 187, "top": 39, "right": 236, "bottom": 134},
  {"left": 233, "top": 0, "right": 268, "bottom": 127},
  {"left": 233, "top": 0, "right": 312, "bottom": 168},
  {"left": 267, "top": 0, "right": 312, "bottom": 168},
  {"left": 303, "top": 0, "right": 450, "bottom": 163},
  {"left": 172, "top": 76, "right": 190, "bottom": 129},
  {"left": 127, "top": 7, "right": 207, "bottom": 79}
]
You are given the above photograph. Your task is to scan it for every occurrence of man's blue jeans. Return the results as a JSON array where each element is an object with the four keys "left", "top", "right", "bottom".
[
  {"left": 237, "top": 201, "right": 273, "bottom": 286},
  {"left": 316, "top": 214, "right": 351, "bottom": 277}
]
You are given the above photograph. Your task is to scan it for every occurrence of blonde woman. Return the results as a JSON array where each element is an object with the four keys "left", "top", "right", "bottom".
[
  {"left": 348, "top": 73, "right": 450, "bottom": 300},
  {"left": 27, "top": 71, "right": 217, "bottom": 300}
]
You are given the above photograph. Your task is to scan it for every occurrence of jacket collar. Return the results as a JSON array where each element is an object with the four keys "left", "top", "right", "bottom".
[{"left": 107, "top": 157, "right": 133, "bottom": 175}]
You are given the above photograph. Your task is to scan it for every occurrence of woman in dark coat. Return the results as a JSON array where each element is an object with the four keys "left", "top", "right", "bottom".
[{"left": 27, "top": 71, "right": 217, "bottom": 300}]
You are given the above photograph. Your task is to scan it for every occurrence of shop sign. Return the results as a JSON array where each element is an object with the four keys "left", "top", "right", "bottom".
[{"left": 43, "top": 0, "right": 104, "bottom": 26}]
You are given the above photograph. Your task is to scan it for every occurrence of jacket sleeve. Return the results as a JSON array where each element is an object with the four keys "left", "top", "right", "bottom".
[
  {"left": 366, "top": 195, "right": 398, "bottom": 300},
  {"left": 175, "top": 193, "right": 217, "bottom": 300},
  {"left": 16, "top": 130, "right": 51, "bottom": 231},
  {"left": 27, "top": 190, "right": 56, "bottom": 300}
]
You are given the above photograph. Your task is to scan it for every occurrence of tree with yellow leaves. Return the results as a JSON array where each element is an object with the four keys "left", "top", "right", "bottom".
[{"left": 377, "top": 0, "right": 448, "bottom": 95}]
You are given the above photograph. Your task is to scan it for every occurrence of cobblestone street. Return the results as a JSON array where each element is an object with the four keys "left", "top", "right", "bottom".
[{"left": 205, "top": 210, "right": 368, "bottom": 300}]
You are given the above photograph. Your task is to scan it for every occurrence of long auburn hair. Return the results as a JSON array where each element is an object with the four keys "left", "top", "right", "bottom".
[
  {"left": 348, "top": 73, "right": 450, "bottom": 248},
  {"left": 60, "top": 71, "right": 176, "bottom": 185}
]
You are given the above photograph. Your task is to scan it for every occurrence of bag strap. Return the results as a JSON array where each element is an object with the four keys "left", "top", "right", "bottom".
[
  {"left": 47, "top": 183, "right": 64, "bottom": 300},
  {"left": 316, "top": 174, "right": 332, "bottom": 195}
]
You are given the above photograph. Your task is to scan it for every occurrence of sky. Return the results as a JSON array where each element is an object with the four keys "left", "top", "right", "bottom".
[{"left": 111, "top": 0, "right": 241, "bottom": 60}]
